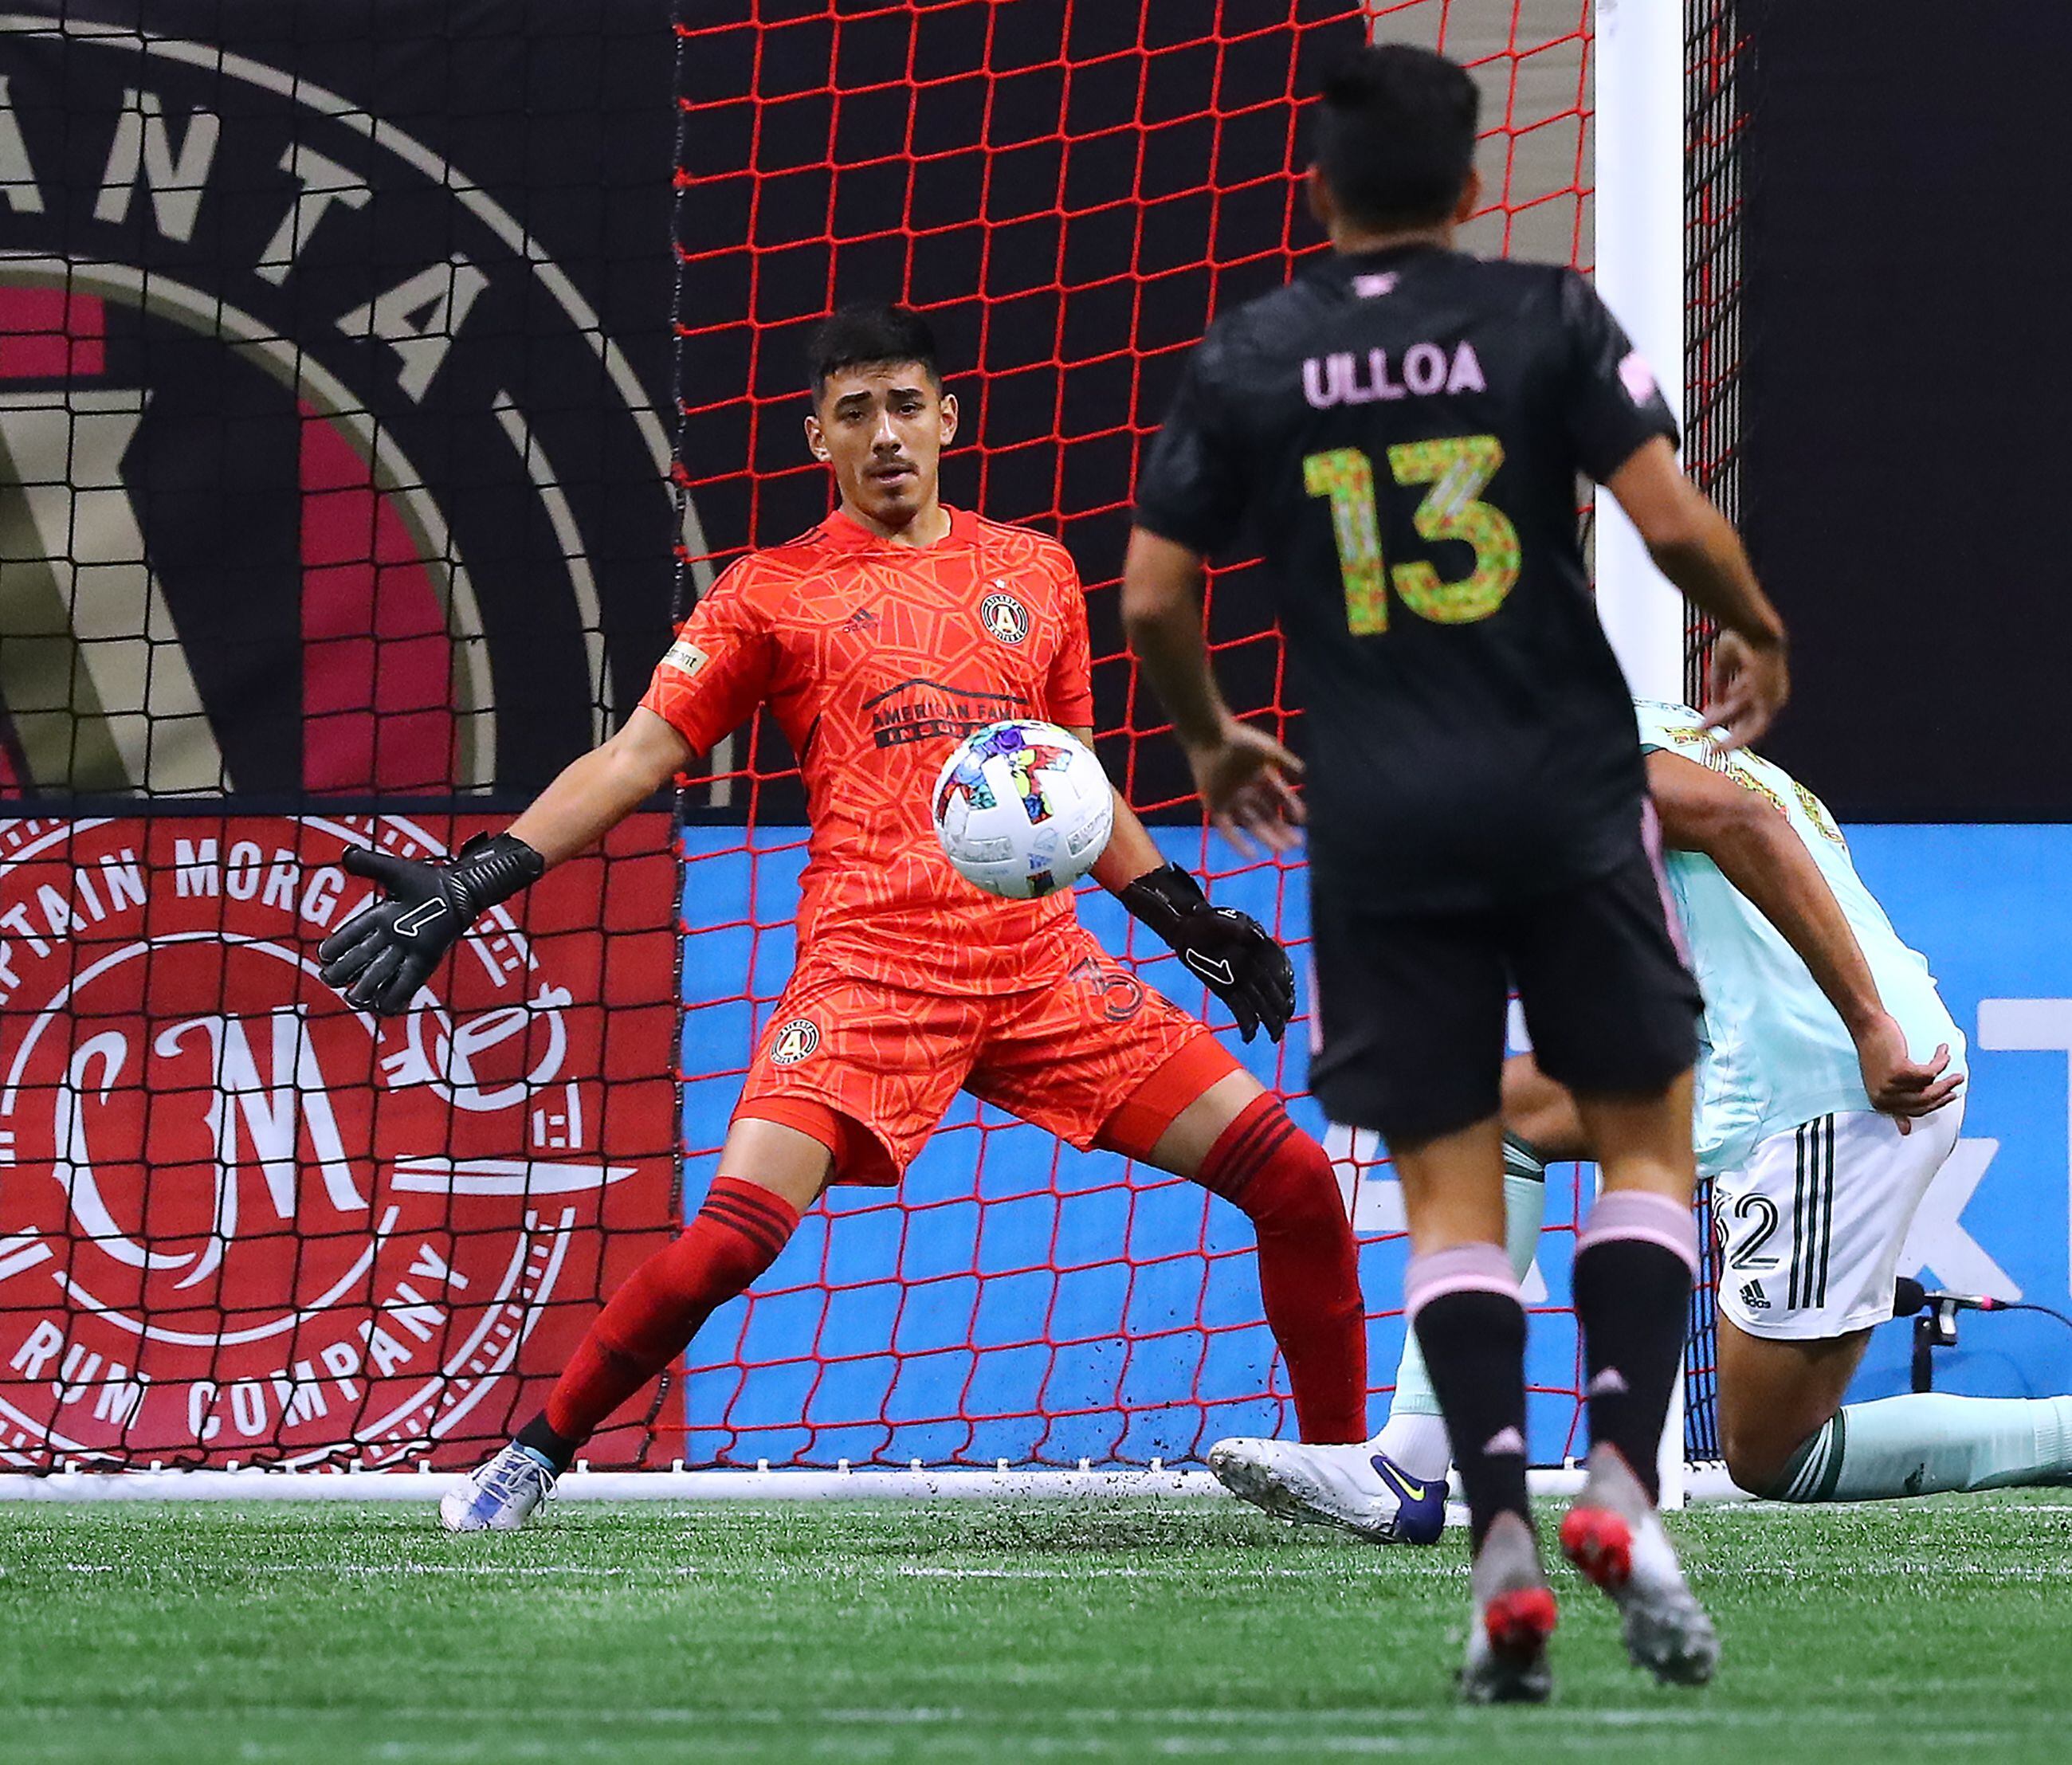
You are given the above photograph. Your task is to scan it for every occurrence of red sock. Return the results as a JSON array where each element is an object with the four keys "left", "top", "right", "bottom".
[
  {"left": 535, "top": 1177, "right": 801, "bottom": 1454},
  {"left": 1197, "top": 1094, "right": 1368, "bottom": 1443}
]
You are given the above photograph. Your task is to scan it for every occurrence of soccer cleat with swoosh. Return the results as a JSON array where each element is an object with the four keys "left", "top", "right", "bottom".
[{"left": 1207, "top": 1437, "right": 1447, "bottom": 1545}]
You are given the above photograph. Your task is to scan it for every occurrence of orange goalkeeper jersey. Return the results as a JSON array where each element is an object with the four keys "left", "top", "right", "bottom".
[{"left": 640, "top": 505, "right": 1098, "bottom": 994}]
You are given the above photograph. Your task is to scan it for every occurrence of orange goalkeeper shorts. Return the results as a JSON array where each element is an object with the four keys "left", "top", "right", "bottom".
[{"left": 732, "top": 933, "right": 1240, "bottom": 1186}]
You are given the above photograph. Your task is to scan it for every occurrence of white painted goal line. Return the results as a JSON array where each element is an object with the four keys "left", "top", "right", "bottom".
[{"left": 0, "top": 1464, "right": 1754, "bottom": 1505}]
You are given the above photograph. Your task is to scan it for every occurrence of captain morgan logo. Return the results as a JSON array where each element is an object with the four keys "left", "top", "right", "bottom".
[
  {"left": 0, "top": 21, "right": 689, "bottom": 795},
  {"left": 0, "top": 815, "right": 675, "bottom": 1469}
]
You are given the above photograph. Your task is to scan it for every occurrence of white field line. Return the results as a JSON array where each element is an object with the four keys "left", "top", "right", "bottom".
[
  {"left": 0, "top": 1465, "right": 1754, "bottom": 1504},
  {"left": 892, "top": 1563, "right": 1461, "bottom": 1580},
  {"left": 32, "top": 1559, "right": 1470, "bottom": 1583},
  {"left": 0, "top": 1701, "right": 2003, "bottom": 1734},
  {"left": 0, "top": 1468, "right": 1215, "bottom": 1504},
  {"left": 41, "top": 1555, "right": 2061, "bottom": 1585}
]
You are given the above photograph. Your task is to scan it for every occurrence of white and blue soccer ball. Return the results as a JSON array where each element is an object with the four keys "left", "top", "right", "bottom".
[{"left": 931, "top": 720, "right": 1114, "bottom": 900}]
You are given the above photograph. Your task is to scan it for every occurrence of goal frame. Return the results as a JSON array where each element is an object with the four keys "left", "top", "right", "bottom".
[{"left": 2, "top": 1, "right": 1751, "bottom": 1506}]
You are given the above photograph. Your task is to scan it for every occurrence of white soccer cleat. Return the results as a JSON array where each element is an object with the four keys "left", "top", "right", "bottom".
[
  {"left": 1207, "top": 1437, "right": 1448, "bottom": 1545},
  {"left": 1559, "top": 1442, "right": 1719, "bottom": 1686},
  {"left": 438, "top": 1441, "right": 559, "bottom": 1534},
  {"left": 1459, "top": 1510, "right": 1558, "bottom": 1704}
]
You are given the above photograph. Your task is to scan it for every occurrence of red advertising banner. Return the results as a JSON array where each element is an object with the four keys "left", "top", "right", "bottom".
[{"left": 0, "top": 813, "right": 679, "bottom": 1469}]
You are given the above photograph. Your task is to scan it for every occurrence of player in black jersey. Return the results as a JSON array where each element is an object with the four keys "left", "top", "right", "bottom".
[{"left": 1124, "top": 45, "right": 1790, "bottom": 1703}]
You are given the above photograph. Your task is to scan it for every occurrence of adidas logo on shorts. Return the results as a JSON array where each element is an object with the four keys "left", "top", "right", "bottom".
[{"left": 1739, "top": 1278, "right": 1771, "bottom": 1312}]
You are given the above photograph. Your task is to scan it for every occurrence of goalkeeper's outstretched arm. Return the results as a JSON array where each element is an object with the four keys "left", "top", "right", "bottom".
[
  {"left": 318, "top": 708, "right": 693, "bottom": 1014},
  {"left": 507, "top": 707, "right": 693, "bottom": 864}
]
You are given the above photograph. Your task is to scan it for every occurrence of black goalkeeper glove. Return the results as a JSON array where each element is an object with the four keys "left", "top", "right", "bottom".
[
  {"left": 1118, "top": 862, "right": 1296, "bottom": 1044},
  {"left": 317, "top": 833, "right": 545, "bottom": 1016}
]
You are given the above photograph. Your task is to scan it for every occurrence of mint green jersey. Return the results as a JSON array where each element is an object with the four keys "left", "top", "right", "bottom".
[{"left": 1634, "top": 701, "right": 1965, "bottom": 1177}]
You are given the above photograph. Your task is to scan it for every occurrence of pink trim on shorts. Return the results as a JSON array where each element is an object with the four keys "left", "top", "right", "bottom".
[
  {"left": 1639, "top": 798, "right": 1692, "bottom": 964},
  {"left": 1404, "top": 1241, "right": 1520, "bottom": 1321},
  {"left": 1577, "top": 1188, "right": 1699, "bottom": 1273}
]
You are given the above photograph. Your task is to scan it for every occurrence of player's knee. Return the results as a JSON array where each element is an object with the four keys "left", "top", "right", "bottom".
[
  {"left": 1235, "top": 1120, "right": 1346, "bottom": 1237},
  {"left": 1721, "top": 1412, "right": 1812, "bottom": 1499},
  {"left": 662, "top": 1180, "right": 802, "bottom": 1301}
]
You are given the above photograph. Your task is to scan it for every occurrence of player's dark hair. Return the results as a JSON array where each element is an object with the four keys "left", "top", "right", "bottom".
[
  {"left": 1311, "top": 43, "right": 1479, "bottom": 231},
  {"left": 806, "top": 304, "right": 942, "bottom": 394}
]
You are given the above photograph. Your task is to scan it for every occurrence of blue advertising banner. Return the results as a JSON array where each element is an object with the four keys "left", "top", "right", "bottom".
[
  {"left": 674, "top": 826, "right": 2072, "bottom": 1466},
  {"left": 1845, "top": 828, "right": 2072, "bottom": 1406}
]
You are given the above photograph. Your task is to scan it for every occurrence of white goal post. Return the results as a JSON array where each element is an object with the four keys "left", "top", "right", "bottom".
[
  {"left": 1594, "top": 0, "right": 1690, "bottom": 705},
  {"left": 1596, "top": 0, "right": 1701, "bottom": 1508}
]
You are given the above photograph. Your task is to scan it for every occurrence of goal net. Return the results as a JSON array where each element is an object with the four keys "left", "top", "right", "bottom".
[
  {"left": 0, "top": 0, "right": 1743, "bottom": 1484},
  {"left": 666, "top": 0, "right": 1733, "bottom": 1480}
]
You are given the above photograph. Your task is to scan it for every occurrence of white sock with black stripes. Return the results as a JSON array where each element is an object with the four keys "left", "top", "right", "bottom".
[{"left": 1770, "top": 1393, "right": 2072, "bottom": 1501}]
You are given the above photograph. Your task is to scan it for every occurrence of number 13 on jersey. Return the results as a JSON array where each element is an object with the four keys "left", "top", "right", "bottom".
[{"left": 1303, "top": 436, "right": 1521, "bottom": 635}]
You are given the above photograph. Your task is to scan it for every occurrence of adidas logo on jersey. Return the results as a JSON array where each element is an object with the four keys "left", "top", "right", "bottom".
[
  {"left": 1740, "top": 1278, "right": 1772, "bottom": 1312},
  {"left": 840, "top": 607, "right": 878, "bottom": 634}
]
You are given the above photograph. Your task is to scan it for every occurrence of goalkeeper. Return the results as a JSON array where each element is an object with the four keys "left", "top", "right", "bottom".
[
  {"left": 319, "top": 304, "right": 1370, "bottom": 1532},
  {"left": 1213, "top": 702, "right": 2072, "bottom": 1532}
]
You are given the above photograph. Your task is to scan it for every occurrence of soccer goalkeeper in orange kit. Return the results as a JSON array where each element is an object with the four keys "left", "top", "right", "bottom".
[{"left": 314, "top": 305, "right": 1369, "bottom": 1529}]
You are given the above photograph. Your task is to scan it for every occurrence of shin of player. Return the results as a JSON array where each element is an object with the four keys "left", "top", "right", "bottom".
[{"left": 1485, "top": 1061, "right": 2072, "bottom": 1505}]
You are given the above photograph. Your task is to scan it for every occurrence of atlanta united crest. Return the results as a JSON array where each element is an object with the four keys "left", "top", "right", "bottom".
[
  {"left": 769, "top": 1019, "right": 821, "bottom": 1066},
  {"left": 0, "top": 20, "right": 677, "bottom": 796},
  {"left": 980, "top": 590, "right": 1031, "bottom": 646}
]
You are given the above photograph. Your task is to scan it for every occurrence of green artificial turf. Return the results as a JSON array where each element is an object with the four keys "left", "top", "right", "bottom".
[{"left": 3, "top": 1492, "right": 2069, "bottom": 1763}]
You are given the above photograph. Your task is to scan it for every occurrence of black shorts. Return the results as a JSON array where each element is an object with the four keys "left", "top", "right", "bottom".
[{"left": 1308, "top": 841, "right": 1701, "bottom": 1147}]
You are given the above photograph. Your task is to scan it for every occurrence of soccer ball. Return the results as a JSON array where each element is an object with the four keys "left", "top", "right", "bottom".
[{"left": 932, "top": 720, "right": 1114, "bottom": 900}]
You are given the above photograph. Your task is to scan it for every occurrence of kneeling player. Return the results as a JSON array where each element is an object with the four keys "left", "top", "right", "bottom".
[
  {"left": 1214, "top": 702, "right": 2070, "bottom": 1532},
  {"left": 316, "top": 305, "right": 1368, "bottom": 1530}
]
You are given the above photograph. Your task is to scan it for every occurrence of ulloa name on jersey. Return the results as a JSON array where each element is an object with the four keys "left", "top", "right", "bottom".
[{"left": 1302, "top": 341, "right": 1487, "bottom": 408}]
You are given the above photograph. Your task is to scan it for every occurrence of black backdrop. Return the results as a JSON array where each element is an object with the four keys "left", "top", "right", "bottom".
[
  {"left": 1739, "top": 0, "right": 2072, "bottom": 820},
  {"left": 10, "top": 2, "right": 2055, "bottom": 820},
  {"left": 0, "top": 0, "right": 677, "bottom": 801}
]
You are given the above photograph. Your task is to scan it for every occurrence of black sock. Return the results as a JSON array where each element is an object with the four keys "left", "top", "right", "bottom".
[
  {"left": 1411, "top": 1286, "right": 1531, "bottom": 1552},
  {"left": 516, "top": 1410, "right": 581, "bottom": 1474},
  {"left": 1572, "top": 1196, "right": 1697, "bottom": 1503}
]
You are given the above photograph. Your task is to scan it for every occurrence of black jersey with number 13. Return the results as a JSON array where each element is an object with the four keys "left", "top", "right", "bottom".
[{"left": 1135, "top": 243, "right": 1678, "bottom": 912}]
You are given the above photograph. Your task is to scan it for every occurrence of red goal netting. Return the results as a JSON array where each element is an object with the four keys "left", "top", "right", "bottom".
[
  {"left": 665, "top": 0, "right": 1666, "bottom": 1471},
  {"left": 0, "top": 0, "right": 1731, "bottom": 1476}
]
